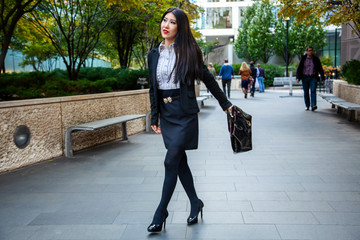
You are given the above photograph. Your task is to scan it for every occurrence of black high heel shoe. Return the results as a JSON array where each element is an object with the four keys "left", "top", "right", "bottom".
[
  {"left": 187, "top": 199, "right": 204, "bottom": 225},
  {"left": 147, "top": 210, "right": 169, "bottom": 232}
]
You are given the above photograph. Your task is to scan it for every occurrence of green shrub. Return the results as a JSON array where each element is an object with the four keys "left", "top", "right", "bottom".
[
  {"left": 320, "top": 56, "right": 334, "bottom": 67},
  {"left": 232, "top": 64, "right": 241, "bottom": 75},
  {"left": 214, "top": 64, "right": 221, "bottom": 74},
  {"left": 0, "top": 67, "right": 149, "bottom": 101},
  {"left": 213, "top": 64, "right": 239, "bottom": 75},
  {"left": 340, "top": 60, "right": 360, "bottom": 85},
  {"left": 261, "top": 64, "right": 284, "bottom": 87}
]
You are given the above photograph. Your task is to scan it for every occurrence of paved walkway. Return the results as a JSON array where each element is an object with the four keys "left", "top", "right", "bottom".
[{"left": 1, "top": 89, "right": 360, "bottom": 240}]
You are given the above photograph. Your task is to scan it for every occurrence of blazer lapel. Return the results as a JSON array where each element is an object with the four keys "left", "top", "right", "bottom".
[{"left": 149, "top": 47, "right": 160, "bottom": 89}]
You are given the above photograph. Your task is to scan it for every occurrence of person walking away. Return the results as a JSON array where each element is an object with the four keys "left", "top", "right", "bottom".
[
  {"left": 207, "top": 63, "right": 216, "bottom": 93},
  {"left": 296, "top": 46, "right": 325, "bottom": 111},
  {"left": 257, "top": 64, "right": 266, "bottom": 92},
  {"left": 239, "top": 62, "right": 252, "bottom": 99},
  {"left": 147, "top": 7, "right": 233, "bottom": 233},
  {"left": 249, "top": 61, "right": 257, "bottom": 97},
  {"left": 218, "top": 59, "right": 235, "bottom": 98}
]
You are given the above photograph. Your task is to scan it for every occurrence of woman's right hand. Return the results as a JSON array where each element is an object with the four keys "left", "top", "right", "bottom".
[{"left": 151, "top": 125, "right": 161, "bottom": 134}]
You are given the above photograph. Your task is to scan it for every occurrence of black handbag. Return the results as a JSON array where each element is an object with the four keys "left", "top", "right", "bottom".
[{"left": 227, "top": 105, "right": 252, "bottom": 153}]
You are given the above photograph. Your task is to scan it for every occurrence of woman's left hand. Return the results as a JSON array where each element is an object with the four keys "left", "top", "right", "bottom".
[{"left": 225, "top": 105, "right": 233, "bottom": 114}]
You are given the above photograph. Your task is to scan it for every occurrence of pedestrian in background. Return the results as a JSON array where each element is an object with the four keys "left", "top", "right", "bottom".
[
  {"left": 249, "top": 61, "right": 257, "bottom": 97},
  {"left": 296, "top": 46, "right": 325, "bottom": 111},
  {"left": 257, "top": 64, "right": 266, "bottom": 93},
  {"left": 207, "top": 63, "right": 216, "bottom": 93},
  {"left": 239, "top": 61, "right": 252, "bottom": 99},
  {"left": 218, "top": 58, "right": 235, "bottom": 98},
  {"left": 147, "top": 7, "right": 233, "bottom": 233}
]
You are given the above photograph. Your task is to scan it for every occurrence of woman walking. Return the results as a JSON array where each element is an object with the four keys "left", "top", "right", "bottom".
[
  {"left": 239, "top": 61, "right": 252, "bottom": 98},
  {"left": 147, "top": 7, "right": 233, "bottom": 232}
]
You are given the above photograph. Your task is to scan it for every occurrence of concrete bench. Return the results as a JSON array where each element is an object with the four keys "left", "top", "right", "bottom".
[
  {"left": 197, "top": 96, "right": 208, "bottom": 108},
  {"left": 65, "top": 114, "right": 145, "bottom": 157},
  {"left": 200, "top": 92, "right": 213, "bottom": 98},
  {"left": 320, "top": 94, "right": 360, "bottom": 121},
  {"left": 273, "top": 77, "right": 300, "bottom": 86}
]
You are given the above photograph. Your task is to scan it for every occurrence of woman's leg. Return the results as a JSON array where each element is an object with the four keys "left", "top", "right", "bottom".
[
  {"left": 178, "top": 152, "right": 200, "bottom": 216},
  {"left": 151, "top": 149, "right": 184, "bottom": 224}
]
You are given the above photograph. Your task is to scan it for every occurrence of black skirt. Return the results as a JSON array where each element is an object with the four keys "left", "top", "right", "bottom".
[{"left": 158, "top": 89, "right": 198, "bottom": 150}]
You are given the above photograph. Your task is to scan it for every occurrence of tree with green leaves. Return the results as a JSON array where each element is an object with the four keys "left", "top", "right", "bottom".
[
  {"left": 104, "top": 0, "right": 201, "bottom": 69},
  {"left": 275, "top": 0, "right": 360, "bottom": 39},
  {"left": 12, "top": 17, "right": 58, "bottom": 71},
  {"left": 235, "top": 0, "right": 274, "bottom": 63},
  {"left": 273, "top": 17, "right": 296, "bottom": 64},
  {"left": 27, "top": 0, "right": 115, "bottom": 80},
  {"left": 0, "top": 0, "right": 42, "bottom": 73},
  {"left": 291, "top": 23, "right": 327, "bottom": 60},
  {"left": 273, "top": 17, "right": 327, "bottom": 63},
  {"left": 234, "top": 3, "right": 256, "bottom": 62},
  {"left": 131, "top": 1, "right": 169, "bottom": 69},
  {"left": 197, "top": 38, "right": 219, "bottom": 64}
]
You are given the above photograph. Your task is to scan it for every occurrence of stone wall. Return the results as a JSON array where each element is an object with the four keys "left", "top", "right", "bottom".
[
  {"left": 333, "top": 80, "right": 360, "bottom": 121},
  {"left": 340, "top": 23, "right": 360, "bottom": 65},
  {"left": 0, "top": 90, "right": 150, "bottom": 173}
]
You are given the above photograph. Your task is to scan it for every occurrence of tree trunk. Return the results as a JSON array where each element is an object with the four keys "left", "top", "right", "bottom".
[{"left": 0, "top": 47, "right": 8, "bottom": 73}]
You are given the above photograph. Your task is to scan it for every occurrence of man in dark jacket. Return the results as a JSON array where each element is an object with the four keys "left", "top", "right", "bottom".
[
  {"left": 218, "top": 59, "right": 235, "bottom": 98},
  {"left": 249, "top": 61, "right": 257, "bottom": 97},
  {"left": 296, "top": 46, "right": 325, "bottom": 111}
]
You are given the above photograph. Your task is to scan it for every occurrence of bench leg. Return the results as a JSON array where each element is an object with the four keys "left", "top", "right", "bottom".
[
  {"left": 337, "top": 106, "right": 342, "bottom": 114},
  {"left": 122, "top": 122, "right": 128, "bottom": 140},
  {"left": 348, "top": 110, "right": 355, "bottom": 121},
  {"left": 146, "top": 110, "right": 151, "bottom": 132},
  {"left": 65, "top": 128, "right": 74, "bottom": 157}
]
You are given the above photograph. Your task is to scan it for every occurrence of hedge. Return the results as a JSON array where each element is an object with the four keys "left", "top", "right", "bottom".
[
  {"left": 0, "top": 67, "right": 148, "bottom": 101},
  {"left": 340, "top": 60, "right": 360, "bottom": 85}
]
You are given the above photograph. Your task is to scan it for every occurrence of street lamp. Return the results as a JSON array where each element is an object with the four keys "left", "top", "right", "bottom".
[
  {"left": 285, "top": 17, "right": 290, "bottom": 78},
  {"left": 284, "top": 17, "right": 292, "bottom": 96}
]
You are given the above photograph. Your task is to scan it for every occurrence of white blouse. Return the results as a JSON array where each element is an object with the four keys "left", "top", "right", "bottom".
[{"left": 156, "top": 42, "right": 180, "bottom": 90}]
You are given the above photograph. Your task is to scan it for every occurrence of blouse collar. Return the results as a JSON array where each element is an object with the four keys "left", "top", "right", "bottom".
[{"left": 159, "top": 41, "right": 175, "bottom": 53}]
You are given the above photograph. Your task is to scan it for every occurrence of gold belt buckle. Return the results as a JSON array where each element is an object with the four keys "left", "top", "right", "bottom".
[{"left": 163, "top": 96, "right": 172, "bottom": 104}]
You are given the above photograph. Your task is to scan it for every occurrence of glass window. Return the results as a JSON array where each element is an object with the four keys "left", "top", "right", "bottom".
[
  {"left": 196, "top": 7, "right": 232, "bottom": 29},
  {"left": 239, "top": 7, "right": 245, "bottom": 27},
  {"left": 320, "top": 29, "right": 341, "bottom": 67}
]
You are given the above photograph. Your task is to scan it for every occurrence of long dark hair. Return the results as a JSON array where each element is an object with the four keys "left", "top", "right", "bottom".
[{"left": 161, "top": 8, "right": 204, "bottom": 85}]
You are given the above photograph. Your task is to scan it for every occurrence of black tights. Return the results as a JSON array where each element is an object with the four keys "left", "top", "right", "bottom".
[{"left": 152, "top": 149, "right": 199, "bottom": 223}]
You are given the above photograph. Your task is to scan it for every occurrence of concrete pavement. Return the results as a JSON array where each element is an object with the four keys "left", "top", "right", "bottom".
[{"left": 1, "top": 89, "right": 360, "bottom": 240}]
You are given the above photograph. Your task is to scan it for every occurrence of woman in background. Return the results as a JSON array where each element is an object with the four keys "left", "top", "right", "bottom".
[{"left": 239, "top": 61, "right": 252, "bottom": 98}]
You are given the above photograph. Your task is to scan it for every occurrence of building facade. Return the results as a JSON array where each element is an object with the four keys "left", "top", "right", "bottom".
[
  {"left": 340, "top": 23, "right": 360, "bottom": 66},
  {"left": 193, "top": 0, "right": 256, "bottom": 65},
  {"left": 193, "top": 0, "right": 359, "bottom": 68}
]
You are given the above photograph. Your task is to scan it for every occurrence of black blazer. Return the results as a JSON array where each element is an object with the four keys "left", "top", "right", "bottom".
[
  {"left": 148, "top": 45, "right": 232, "bottom": 126},
  {"left": 296, "top": 54, "right": 325, "bottom": 82}
]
